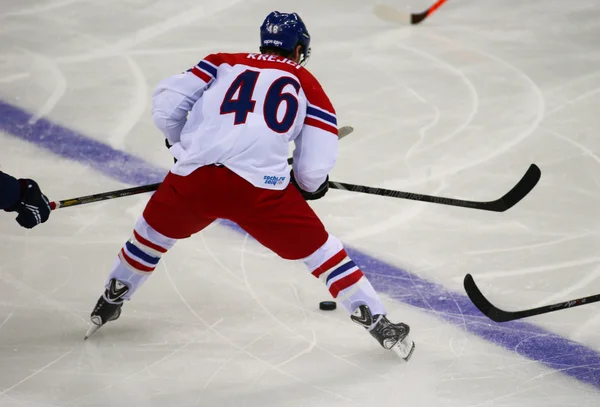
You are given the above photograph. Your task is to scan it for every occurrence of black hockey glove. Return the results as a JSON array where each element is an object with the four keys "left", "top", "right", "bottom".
[
  {"left": 290, "top": 172, "right": 329, "bottom": 201},
  {"left": 6, "top": 179, "right": 51, "bottom": 229},
  {"left": 165, "top": 139, "right": 177, "bottom": 163}
]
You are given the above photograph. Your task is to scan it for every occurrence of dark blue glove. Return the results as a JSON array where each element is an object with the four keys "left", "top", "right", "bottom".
[
  {"left": 290, "top": 172, "right": 329, "bottom": 201},
  {"left": 6, "top": 179, "right": 51, "bottom": 229},
  {"left": 0, "top": 171, "right": 20, "bottom": 210}
]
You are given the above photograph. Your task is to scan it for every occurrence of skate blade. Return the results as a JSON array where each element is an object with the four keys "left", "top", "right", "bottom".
[
  {"left": 392, "top": 336, "right": 416, "bottom": 361},
  {"left": 84, "top": 316, "right": 103, "bottom": 340}
]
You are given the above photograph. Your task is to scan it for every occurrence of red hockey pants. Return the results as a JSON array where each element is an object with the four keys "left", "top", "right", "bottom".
[{"left": 143, "top": 165, "right": 329, "bottom": 260}]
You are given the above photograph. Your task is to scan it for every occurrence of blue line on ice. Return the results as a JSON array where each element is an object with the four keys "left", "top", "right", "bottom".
[{"left": 2, "top": 99, "right": 599, "bottom": 389}]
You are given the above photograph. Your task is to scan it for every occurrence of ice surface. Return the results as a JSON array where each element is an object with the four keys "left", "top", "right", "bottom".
[{"left": 1, "top": 0, "right": 600, "bottom": 406}]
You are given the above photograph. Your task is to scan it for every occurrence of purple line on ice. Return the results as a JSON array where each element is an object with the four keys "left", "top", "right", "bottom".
[
  {"left": 0, "top": 101, "right": 166, "bottom": 186},
  {"left": 2, "top": 99, "right": 599, "bottom": 389}
]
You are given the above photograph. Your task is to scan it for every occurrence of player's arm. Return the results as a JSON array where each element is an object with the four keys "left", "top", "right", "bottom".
[
  {"left": 152, "top": 54, "right": 223, "bottom": 145},
  {"left": 0, "top": 171, "right": 20, "bottom": 210},
  {"left": 292, "top": 96, "right": 338, "bottom": 200}
]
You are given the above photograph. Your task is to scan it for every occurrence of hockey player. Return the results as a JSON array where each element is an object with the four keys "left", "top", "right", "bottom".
[
  {"left": 86, "top": 11, "right": 415, "bottom": 360},
  {"left": 0, "top": 171, "right": 51, "bottom": 229}
]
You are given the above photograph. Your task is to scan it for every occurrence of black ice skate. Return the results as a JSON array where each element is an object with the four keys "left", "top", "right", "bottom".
[
  {"left": 351, "top": 305, "right": 415, "bottom": 361},
  {"left": 84, "top": 279, "right": 129, "bottom": 340}
]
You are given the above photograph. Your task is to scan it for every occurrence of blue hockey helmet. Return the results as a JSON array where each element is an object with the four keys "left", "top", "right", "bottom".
[{"left": 260, "top": 11, "right": 311, "bottom": 65}]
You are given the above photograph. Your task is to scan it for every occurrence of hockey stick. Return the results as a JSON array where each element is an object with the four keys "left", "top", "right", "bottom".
[
  {"left": 51, "top": 159, "right": 539, "bottom": 212},
  {"left": 330, "top": 164, "right": 540, "bottom": 212},
  {"left": 373, "top": 0, "right": 448, "bottom": 25},
  {"left": 463, "top": 273, "right": 600, "bottom": 322},
  {"left": 50, "top": 182, "right": 161, "bottom": 210},
  {"left": 49, "top": 126, "right": 354, "bottom": 210}
]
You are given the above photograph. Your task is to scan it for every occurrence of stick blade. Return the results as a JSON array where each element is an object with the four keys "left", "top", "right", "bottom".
[
  {"left": 411, "top": 11, "right": 428, "bottom": 24},
  {"left": 373, "top": 5, "right": 411, "bottom": 24},
  {"left": 464, "top": 274, "right": 513, "bottom": 322},
  {"left": 485, "top": 164, "right": 541, "bottom": 212}
]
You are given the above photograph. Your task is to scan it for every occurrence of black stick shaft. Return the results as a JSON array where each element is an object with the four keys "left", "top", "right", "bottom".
[
  {"left": 50, "top": 183, "right": 161, "bottom": 210},
  {"left": 329, "top": 164, "right": 540, "bottom": 212},
  {"left": 515, "top": 295, "right": 600, "bottom": 318},
  {"left": 329, "top": 181, "right": 482, "bottom": 208}
]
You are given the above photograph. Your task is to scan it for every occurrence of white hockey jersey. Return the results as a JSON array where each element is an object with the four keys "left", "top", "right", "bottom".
[{"left": 152, "top": 52, "right": 338, "bottom": 192}]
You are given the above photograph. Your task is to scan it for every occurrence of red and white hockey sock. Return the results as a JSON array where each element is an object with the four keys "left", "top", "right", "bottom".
[
  {"left": 107, "top": 216, "right": 176, "bottom": 300},
  {"left": 304, "top": 235, "right": 387, "bottom": 316}
]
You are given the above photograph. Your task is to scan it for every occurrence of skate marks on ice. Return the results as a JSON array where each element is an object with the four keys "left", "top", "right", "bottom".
[
  {"left": 0, "top": 100, "right": 167, "bottom": 186},
  {"left": 2, "top": 94, "right": 600, "bottom": 394},
  {"left": 0, "top": 0, "right": 87, "bottom": 19},
  {"left": 53, "top": 0, "right": 250, "bottom": 65},
  {"left": 2, "top": 0, "right": 252, "bottom": 154},
  {"left": 159, "top": 257, "right": 355, "bottom": 404},
  {"left": 349, "top": 248, "right": 600, "bottom": 390},
  {"left": 332, "top": 28, "right": 544, "bottom": 244},
  {"left": 0, "top": 311, "right": 12, "bottom": 329},
  {"left": 212, "top": 218, "right": 600, "bottom": 391},
  {"left": 361, "top": 29, "right": 543, "bottom": 189},
  {"left": 2, "top": 2, "right": 600, "bottom": 402},
  {"left": 188, "top": 233, "right": 394, "bottom": 390},
  {"left": 0, "top": 348, "right": 74, "bottom": 398}
]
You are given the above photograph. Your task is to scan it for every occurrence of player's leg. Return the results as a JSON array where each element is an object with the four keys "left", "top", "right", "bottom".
[
  {"left": 234, "top": 184, "right": 415, "bottom": 360},
  {"left": 86, "top": 170, "right": 216, "bottom": 338},
  {"left": 302, "top": 234, "right": 414, "bottom": 360}
]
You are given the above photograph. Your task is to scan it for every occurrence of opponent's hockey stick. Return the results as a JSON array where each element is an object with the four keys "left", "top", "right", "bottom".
[
  {"left": 49, "top": 126, "right": 354, "bottom": 210},
  {"left": 330, "top": 164, "right": 540, "bottom": 212},
  {"left": 464, "top": 273, "right": 600, "bottom": 322},
  {"left": 50, "top": 182, "right": 161, "bottom": 210},
  {"left": 374, "top": 0, "right": 448, "bottom": 25}
]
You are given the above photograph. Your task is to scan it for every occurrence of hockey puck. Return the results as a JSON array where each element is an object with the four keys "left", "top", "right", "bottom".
[{"left": 319, "top": 301, "right": 337, "bottom": 311}]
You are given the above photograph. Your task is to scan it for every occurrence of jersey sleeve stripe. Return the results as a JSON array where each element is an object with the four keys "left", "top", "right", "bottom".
[
  {"left": 191, "top": 67, "right": 214, "bottom": 83},
  {"left": 306, "top": 114, "right": 337, "bottom": 128},
  {"left": 201, "top": 59, "right": 219, "bottom": 70},
  {"left": 197, "top": 60, "right": 218, "bottom": 78},
  {"left": 304, "top": 117, "right": 338, "bottom": 136},
  {"left": 307, "top": 105, "right": 337, "bottom": 125}
]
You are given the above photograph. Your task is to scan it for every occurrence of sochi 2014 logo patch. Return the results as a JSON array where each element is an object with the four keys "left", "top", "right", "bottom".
[{"left": 264, "top": 175, "right": 286, "bottom": 186}]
